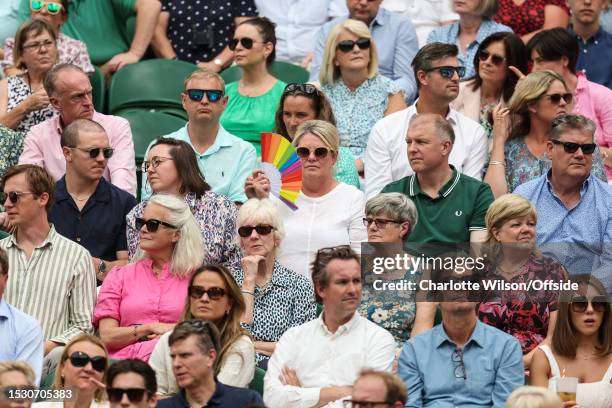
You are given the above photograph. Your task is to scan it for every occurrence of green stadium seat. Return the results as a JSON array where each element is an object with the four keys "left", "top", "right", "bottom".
[
  {"left": 0, "top": 230, "right": 9, "bottom": 240},
  {"left": 316, "top": 303, "right": 324, "bottom": 317},
  {"left": 220, "top": 61, "right": 309, "bottom": 85},
  {"left": 90, "top": 66, "right": 105, "bottom": 113},
  {"left": 249, "top": 367, "right": 266, "bottom": 396}
]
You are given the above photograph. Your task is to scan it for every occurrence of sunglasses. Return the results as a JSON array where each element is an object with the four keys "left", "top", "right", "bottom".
[
  {"left": 237, "top": 224, "right": 274, "bottom": 238},
  {"left": 478, "top": 49, "right": 506, "bottom": 66},
  {"left": 142, "top": 156, "right": 173, "bottom": 172},
  {"left": 363, "top": 217, "right": 403, "bottom": 229},
  {"left": 284, "top": 83, "right": 318, "bottom": 95},
  {"left": 135, "top": 217, "right": 178, "bottom": 232},
  {"left": 229, "top": 37, "right": 262, "bottom": 50},
  {"left": 551, "top": 139, "right": 597, "bottom": 154},
  {"left": 107, "top": 388, "right": 148, "bottom": 404},
  {"left": 188, "top": 285, "right": 226, "bottom": 300},
  {"left": 69, "top": 146, "right": 114, "bottom": 159},
  {"left": 426, "top": 65, "right": 466, "bottom": 79},
  {"left": 296, "top": 146, "right": 330, "bottom": 159},
  {"left": 337, "top": 38, "right": 371, "bottom": 53},
  {"left": 543, "top": 93, "right": 573, "bottom": 105},
  {"left": 1, "top": 191, "right": 36, "bottom": 204},
  {"left": 30, "top": 0, "right": 63, "bottom": 14},
  {"left": 69, "top": 351, "right": 107, "bottom": 372},
  {"left": 570, "top": 296, "right": 609, "bottom": 313},
  {"left": 186, "top": 89, "right": 223, "bottom": 103}
]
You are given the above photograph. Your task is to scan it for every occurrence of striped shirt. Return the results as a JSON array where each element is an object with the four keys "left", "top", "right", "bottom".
[{"left": 1, "top": 225, "right": 97, "bottom": 343}]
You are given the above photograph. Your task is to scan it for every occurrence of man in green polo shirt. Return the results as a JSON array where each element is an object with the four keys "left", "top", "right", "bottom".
[{"left": 382, "top": 113, "right": 494, "bottom": 244}]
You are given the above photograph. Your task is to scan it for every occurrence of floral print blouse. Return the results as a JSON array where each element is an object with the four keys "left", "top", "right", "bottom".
[{"left": 0, "top": 125, "right": 23, "bottom": 179}]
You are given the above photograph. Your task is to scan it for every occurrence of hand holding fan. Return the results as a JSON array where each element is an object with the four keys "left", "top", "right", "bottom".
[{"left": 260, "top": 132, "right": 302, "bottom": 210}]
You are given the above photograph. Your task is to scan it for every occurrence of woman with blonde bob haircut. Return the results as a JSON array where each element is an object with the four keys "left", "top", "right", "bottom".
[
  {"left": 504, "top": 386, "right": 561, "bottom": 408},
  {"left": 93, "top": 194, "right": 205, "bottom": 361},
  {"left": 319, "top": 20, "right": 405, "bottom": 174},
  {"left": 478, "top": 194, "right": 567, "bottom": 369}
]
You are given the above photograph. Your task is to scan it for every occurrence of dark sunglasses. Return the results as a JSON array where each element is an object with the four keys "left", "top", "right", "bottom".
[
  {"left": 69, "top": 146, "right": 114, "bottom": 159},
  {"left": 1, "top": 191, "right": 36, "bottom": 204},
  {"left": 284, "top": 83, "right": 318, "bottom": 95},
  {"left": 0, "top": 386, "right": 36, "bottom": 402},
  {"left": 188, "top": 285, "right": 226, "bottom": 300},
  {"left": 186, "top": 89, "right": 224, "bottom": 103},
  {"left": 237, "top": 224, "right": 275, "bottom": 238},
  {"left": 107, "top": 388, "right": 148, "bottom": 404},
  {"left": 296, "top": 146, "right": 330, "bottom": 159},
  {"left": 30, "top": 0, "right": 63, "bottom": 14},
  {"left": 478, "top": 49, "right": 505, "bottom": 66},
  {"left": 337, "top": 38, "right": 371, "bottom": 53},
  {"left": 69, "top": 351, "right": 107, "bottom": 372},
  {"left": 543, "top": 93, "right": 573, "bottom": 105},
  {"left": 551, "top": 139, "right": 597, "bottom": 154},
  {"left": 229, "top": 37, "right": 262, "bottom": 50},
  {"left": 135, "top": 217, "right": 178, "bottom": 232},
  {"left": 426, "top": 65, "right": 465, "bottom": 79},
  {"left": 571, "top": 296, "right": 609, "bottom": 313}
]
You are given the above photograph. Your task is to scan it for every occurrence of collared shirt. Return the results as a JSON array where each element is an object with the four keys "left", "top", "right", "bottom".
[
  {"left": 19, "top": 111, "right": 137, "bottom": 196},
  {"left": 1, "top": 225, "right": 97, "bottom": 343},
  {"left": 427, "top": 20, "right": 513, "bottom": 79},
  {"left": 570, "top": 26, "right": 612, "bottom": 89},
  {"left": 141, "top": 124, "right": 257, "bottom": 203},
  {"left": 364, "top": 103, "right": 488, "bottom": 199},
  {"left": 382, "top": 166, "right": 494, "bottom": 243},
  {"left": 255, "top": 0, "right": 347, "bottom": 62},
  {"left": 157, "top": 381, "right": 263, "bottom": 408},
  {"left": 310, "top": 8, "right": 419, "bottom": 102},
  {"left": 49, "top": 177, "right": 137, "bottom": 261},
  {"left": 233, "top": 261, "right": 317, "bottom": 364},
  {"left": 263, "top": 312, "right": 396, "bottom": 408},
  {"left": 514, "top": 172, "right": 612, "bottom": 293},
  {"left": 0, "top": 299, "right": 43, "bottom": 384},
  {"left": 398, "top": 320, "right": 524, "bottom": 408}
]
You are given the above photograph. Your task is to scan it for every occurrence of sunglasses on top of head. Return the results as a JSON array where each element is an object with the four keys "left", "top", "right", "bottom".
[
  {"left": 135, "top": 217, "right": 178, "bottom": 232},
  {"left": 107, "top": 388, "right": 148, "bottom": 404},
  {"left": 477, "top": 50, "right": 506, "bottom": 66},
  {"left": 425, "top": 66, "right": 466, "bottom": 79},
  {"left": 229, "top": 37, "right": 264, "bottom": 51},
  {"left": 551, "top": 139, "right": 597, "bottom": 154},
  {"left": 336, "top": 38, "right": 371, "bottom": 53},
  {"left": 30, "top": 0, "right": 63, "bottom": 14},
  {"left": 284, "top": 83, "right": 318, "bottom": 96},
  {"left": 570, "top": 295, "right": 609, "bottom": 313},
  {"left": 69, "top": 351, "right": 107, "bottom": 372},
  {"left": 186, "top": 89, "right": 224, "bottom": 103}
]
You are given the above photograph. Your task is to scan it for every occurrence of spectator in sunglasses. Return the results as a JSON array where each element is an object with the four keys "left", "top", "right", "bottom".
[
  {"left": 46, "top": 334, "right": 110, "bottom": 408},
  {"left": 514, "top": 114, "right": 612, "bottom": 293},
  {"left": 150, "top": 264, "right": 255, "bottom": 394},
  {"left": 485, "top": 71, "right": 607, "bottom": 197},
  {"left": 274, "top": 83, "right": 360, "bottom": 188},
  {"left": 105, "top": 359, "right": 157, "bottom": 408},
  {"left": 245, "top": 119, "right": 367, "bottom": 279},
  {"left": 220, "top": 17, "right": 286, "bottom": 156},
  {"left": 320, "top": 19, "right": 406, "bottom": 176},
  {"left": 527, "top": 28, "right": 612, "bottom": 182},
  {"left": 93, "top": 194, "right": 204, "bottom": 361},
  {"left": 0, "top": 361, "right": 36, "bottom": 408},
  {"left": 452, "top": 32, "right": 527, "bottom": 139},
  {"left": 531, "top": 275, "right": 612, "bottom": 408},
  {"left": 2, "top": 0, "right": 93, "bottom": 77},
  {"left": 234, "top": 198, "right": 316, "bottom": 369},
  {"left": 0, "top": 20, "right": 57, "bottom": 134}
]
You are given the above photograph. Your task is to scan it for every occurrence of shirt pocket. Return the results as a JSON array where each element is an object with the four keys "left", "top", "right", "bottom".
[{"left": 467, "top": 357, "right": 496, "bottom": 398}]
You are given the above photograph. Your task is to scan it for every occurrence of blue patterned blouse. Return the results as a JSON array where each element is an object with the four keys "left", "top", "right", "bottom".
[
  {"left": 0, "top": 125, "right": 23, "bottom": 179},
  {"left": 321, "top": 75, "right": 403, "bottom": 160}
]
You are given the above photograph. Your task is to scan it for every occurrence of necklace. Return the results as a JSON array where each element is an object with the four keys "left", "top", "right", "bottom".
[{"left": 69, "top": 192, "right": 90, "bottom": 202}]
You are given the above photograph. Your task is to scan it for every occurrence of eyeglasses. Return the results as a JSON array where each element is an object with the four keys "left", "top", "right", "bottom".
[
  {"left": 425, "top": 66, "right": 466, "bottom": 79},
  {"left": 237, "top": 224, "right": 275, "bottom": 238},
  {"left": 452, "top": 348, "right": 467, "bottom": 379},
  {"left": 188, "top": 285, "right": 226, "bottom": 300},
  {"left": 551, "top": 139, "right": 597, "bottom": 154},
  {"left": 142, "top": 156, "right": 173, "bottom": 172},
  {"left": 570, "top": 295, "right": 609, "bottom": 313},
  {"left": 69, "top": 351, "right": 107, "bottom": 373},
  {"left": 186, "top": 89, "right": 224, "bottom": 103},
  {"left": 68, "top": 146, "right": 114, "bottom": 159},
  {"left": 542, "top": 93, "right": 573, "bottom": 105},
  {"left": 107, "top": 388, "right": 148, "bottom": 404},
  {"left": 22, "top": 39, "right": 55, "bottom": 52},
  {"left": 229, "top": 37, "right": 263, "bottom": 50},
  {"left": 0, "top": 386, "right": 37, "bottom": 402},
  {"left": 135, "top": 217, "right": 178, "bottom": 232},
  {"left": 1, "top": 191, "right": 36, "bottom": 204},
  {"left": 337, "top": 38, "right": 371, "bottom": 53},
  {"left": 363, "top": 217, "right": 403, "bottom": 229},
  {"left": 284, "top": 83, "right": 318, "bottom": 96},
  {"left": 30, "top": 0, "right": 63, "bottom": 14},
  {"left": 477, "top": 49, "right": 506, "bottom": 66},
  {"left": 342, "top": 400, "right": 392, "bottom": 408},
  {"left": 296, "top": 146, "right": 330, "bottom": 159}
]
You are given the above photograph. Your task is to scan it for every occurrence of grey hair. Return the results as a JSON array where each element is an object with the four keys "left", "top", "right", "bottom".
[
  {"left": 236, "top": 198, "right": 285, "bottom": 247},
  {"left": 550, "top": 113, "right": 596, "bottom": 142},
  {"left": 134, "top": 194, "right": 204, "bottom": 278},
  {"left": 409, "top": 113, "right": 455, "bottom": 143},
  {"left": 365, "top": 193, "right": 418, "bottom": 227},
  {"left": 43, "top": 63, "right": 86, "bottom": 97}
]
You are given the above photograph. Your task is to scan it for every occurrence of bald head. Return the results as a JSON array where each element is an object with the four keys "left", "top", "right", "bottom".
[{"left": 61, "top": 119, "right": 106, "bottom": 148}]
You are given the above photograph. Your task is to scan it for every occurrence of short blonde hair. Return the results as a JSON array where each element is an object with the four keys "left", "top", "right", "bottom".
[
  {"left": 236, "top": 198, "right": 285, "bottom": 246},
  {"left": 0, "top": 361, "right": 35, "bottom": 386},
  {"left": 505, "top": 386, "right": 562, "bottom": 408},
  {"left": 292, "top": 120, "right": 340, "bottom": 153},
  {"left": 319, "top": 19, "right": 378, "bottom": 85},
  {"left": 183, "top": 69, "right": 226, "bottom": 93},
  {"left": 485, "top": 194, "right": 538, "bottom": 258}
]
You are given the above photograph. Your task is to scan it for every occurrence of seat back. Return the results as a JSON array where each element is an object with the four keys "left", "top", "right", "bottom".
[
  {"left": 249, "top": 367, "right": 266, "bottom": 396},
  {"left": 90, "top": 65, "right": 106, "bottom": 113}
]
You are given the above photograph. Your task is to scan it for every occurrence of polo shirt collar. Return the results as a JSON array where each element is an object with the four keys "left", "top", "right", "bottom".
[
  {"left": 7, "top": 224, "right": 58, "bottom": 249},
  {"left": 545, "top": 169, "right": 591, "bottom": 199},
  {"left": 409, "top": 166, "right": 460, "bottom": 198},
  {"left": 371, "top": 7, "right": 389, "bottom": 28},
  {"left": 184, "top": 124, "right": 234, "bottom": 157},
  {"left": 55, "top": 176, "right": 111, "bottom": 204},
  {"left": 318, "top": 311, "right": 360, "bottom": 335},
  {"left": 177, "top": 380, "right": 223, "bottom": 407},
  {"left": 434, "top": 319, "right": 485, "bottom": 349}
]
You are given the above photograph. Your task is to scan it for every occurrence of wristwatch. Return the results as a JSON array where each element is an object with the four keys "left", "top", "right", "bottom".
[{"left": 97, "top": 260, "right": 107, "bottom": 281}]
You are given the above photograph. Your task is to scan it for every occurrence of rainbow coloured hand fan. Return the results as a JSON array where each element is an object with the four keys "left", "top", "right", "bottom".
[{"left": 260, "top": 132, "right": 302, "bottom": 210}]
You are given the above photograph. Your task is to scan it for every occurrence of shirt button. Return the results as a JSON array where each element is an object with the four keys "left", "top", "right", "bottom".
[
  {"left": 584, "top": 49, "right": 588, "bottom": 53},
  {"left": 76, "top": 237, "right": 81, "bottom": 242}
]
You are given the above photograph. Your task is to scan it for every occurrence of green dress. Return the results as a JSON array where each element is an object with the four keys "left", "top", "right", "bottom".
[
  {"left": 335, "top": 147, "right": 360, "bottom": 189},
  {"left": 220, "top": 80, "right": 286, "bottom": 156}
]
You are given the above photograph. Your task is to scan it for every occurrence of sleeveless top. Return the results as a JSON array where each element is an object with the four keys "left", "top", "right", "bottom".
[
  {"left": 6, "top": 75, "right": 55, "bottom": 133},
  {"left": 539, "top": 344, "right": 612, "bottom": 408}
]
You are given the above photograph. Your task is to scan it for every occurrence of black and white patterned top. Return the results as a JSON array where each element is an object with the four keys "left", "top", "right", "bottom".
[
  {"left": 162, "top": 0, "right": 257, "bottom": 63},
  {"left": 6, "top": 75, "right": 55, "bottom": 133},
  {"left": 233, "top": 260, "right": 317, "bottom": 364}
]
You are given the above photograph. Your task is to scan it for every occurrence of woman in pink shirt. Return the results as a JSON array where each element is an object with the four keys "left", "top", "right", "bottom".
[{"left": 92, "top": 194, "right": 205, "bottom": 361}]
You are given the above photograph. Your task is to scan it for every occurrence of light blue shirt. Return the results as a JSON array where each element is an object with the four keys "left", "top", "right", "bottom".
[
  {"left": 310, "top": 8, "right": 419, "bottom": 102},
  {"left": 0, "top": 299, "right": 44, "bottom": 384},
  {"left": 398, "top": 320, "right": 524, "bottom": 408},
  {"left": 141, "top": 124, "right": 257, "bottom": 203},
  {"left": 427, "top": 20, "right": 513, "bottom": 79},
  {"left": 514, "top": 171, "right": 612, "bottom": 293}
]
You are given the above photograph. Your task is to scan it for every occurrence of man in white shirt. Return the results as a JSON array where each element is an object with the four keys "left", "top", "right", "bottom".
[
  {"left": 364, "top": 42, "right": 487, "bottom": 200},
  {"left": 263, "top": 245, "right": 396, "bottom": 408}
]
